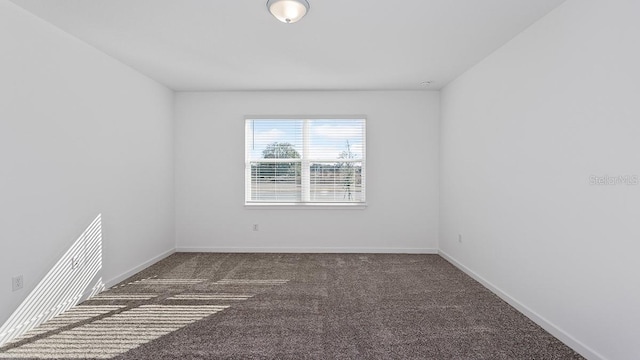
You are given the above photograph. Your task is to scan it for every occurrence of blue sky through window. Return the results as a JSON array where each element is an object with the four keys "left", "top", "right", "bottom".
[{"left": 247, "top": 119, "right": 365, "bottom": 161}]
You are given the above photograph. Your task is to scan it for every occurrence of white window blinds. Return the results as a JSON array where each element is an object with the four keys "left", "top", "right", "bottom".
[{"left": 245, "top": 118, "right": 366, "bottom": 205}]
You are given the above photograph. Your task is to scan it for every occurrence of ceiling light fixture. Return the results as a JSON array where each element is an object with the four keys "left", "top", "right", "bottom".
[{"left": 267, "top": 0, "right": 310, "bottom": 24}]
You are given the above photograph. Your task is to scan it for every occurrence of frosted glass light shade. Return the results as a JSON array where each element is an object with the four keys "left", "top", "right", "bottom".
[{"left": 267, "top": 0, "right": 310, "bottom": 24}]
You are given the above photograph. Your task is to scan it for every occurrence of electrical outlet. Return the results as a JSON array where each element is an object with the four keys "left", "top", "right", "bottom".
[
  {"left": 458, "top": 234, "right": 463, "bottom": 243},
  {"left": 71, "top": 256, "right": 80, "bottom": 270},
  {"left": 12, "top": 275, "right": 23, "bottom": 291},
  {"left": 252, "top": 224, "right": 259, "bottom": 231}
]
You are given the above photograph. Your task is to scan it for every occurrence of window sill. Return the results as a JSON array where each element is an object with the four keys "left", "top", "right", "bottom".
[{"left": 245, "top": 203, "right": 367, "bottom": 210}]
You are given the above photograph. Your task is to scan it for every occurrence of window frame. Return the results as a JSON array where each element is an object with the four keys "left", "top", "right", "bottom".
[{"left": 244, "top": 115, "right": 367, "bottom": 209}]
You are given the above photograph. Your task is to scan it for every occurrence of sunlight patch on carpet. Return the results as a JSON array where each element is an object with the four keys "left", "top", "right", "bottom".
[
  {"left": 5, "top": 305, "right": 124, "bottom": 345},
  {"left": 0, "top": 305, "right": 228, "bottom": 359}
]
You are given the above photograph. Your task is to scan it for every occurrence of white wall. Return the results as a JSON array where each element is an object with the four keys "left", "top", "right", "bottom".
[
  {"left": 175, "top": 91, "right": 439, "bottom": 252},
  {"left": 0, "top": 1, "right": 175, "bottom": 326},
  {"left": 439, "top": 1, "right": 640, "bottom": 359}
]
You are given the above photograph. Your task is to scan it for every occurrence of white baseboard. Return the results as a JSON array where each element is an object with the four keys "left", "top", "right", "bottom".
[
  {"left": 438, "top": 250, "right": 604, "bottom": 360},
  {"left": 176, "top": 246, "right": 438, "bottom": 254},
  {"left": 103, "top": 248, "right": 176, "bottom": 289}
]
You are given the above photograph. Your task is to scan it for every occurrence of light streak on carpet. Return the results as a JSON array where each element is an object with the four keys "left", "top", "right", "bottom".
[
  {"left": 213, "top": 279, "right": 289, "bottom": 285},
  {"left": 109, "top": 276, "right": 157, "bottom": 289},
  {"left": 132, "top": 279, "right": 207, "bottom": 286},
  {"left": 0, "top": 305, "right": 228, "bottom": 359},
  {"left": 167, "top": 293, "right": 254, "bottom": 301},
  {"left": 89, "top": 294, "right": 158, "bottom": 301}
]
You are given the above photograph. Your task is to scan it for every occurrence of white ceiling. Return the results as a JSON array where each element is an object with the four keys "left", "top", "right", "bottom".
[{"left": 10, "top": 0, "right": 566, "bottom": 91}]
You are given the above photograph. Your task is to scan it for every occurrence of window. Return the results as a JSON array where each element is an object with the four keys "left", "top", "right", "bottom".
[{"left": 245, "top": 117, "right": 366, "bottom": 206}]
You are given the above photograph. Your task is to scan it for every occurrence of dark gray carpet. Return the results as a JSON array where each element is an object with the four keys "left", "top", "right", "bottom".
[{"left": 0, "top": 253, "right": 584, "bottom": 359}]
